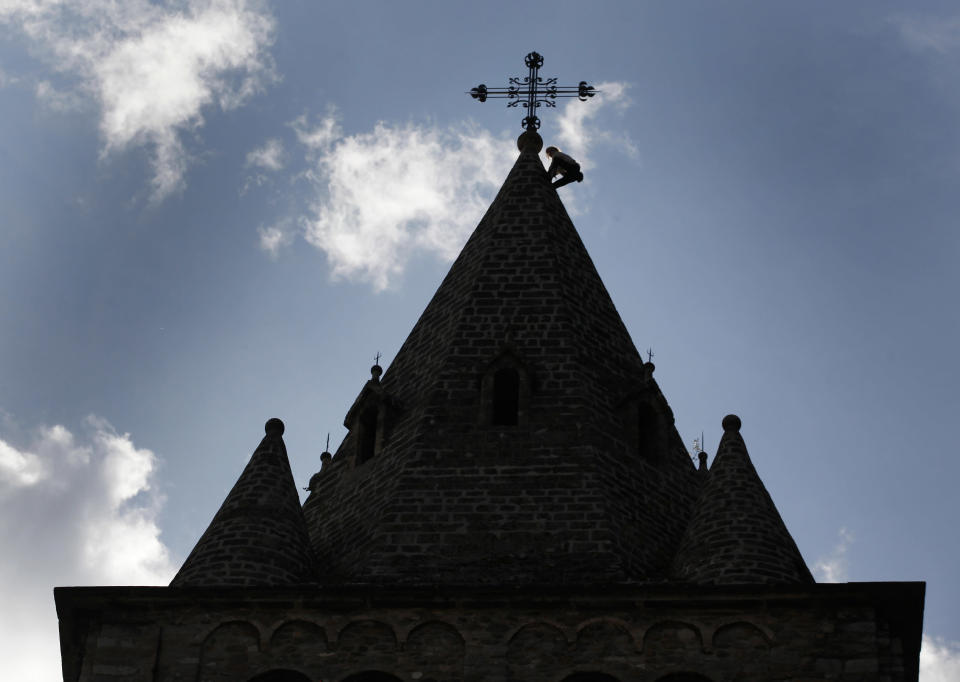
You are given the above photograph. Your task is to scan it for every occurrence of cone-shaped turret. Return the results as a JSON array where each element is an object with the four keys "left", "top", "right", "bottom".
[
  {"left": 673, "top": 415, "right": 813, "bottom": 584},
  {"left": 171, "top": 418, "right": 314, "bottom": 587},
  {"left": 304, "top": 132, "right": 700, "bottom": 585}
]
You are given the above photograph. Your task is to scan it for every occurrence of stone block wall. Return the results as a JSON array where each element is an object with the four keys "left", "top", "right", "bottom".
[{"left": 55, "top": 583, "right": 923, "bottom": 682}]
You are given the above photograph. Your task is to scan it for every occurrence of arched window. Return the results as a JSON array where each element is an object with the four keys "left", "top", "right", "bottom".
[
  {"left": 492, "top": 367, "right": 520, "bottom": 425},
  {"left": 480, "top": 349, "right": 531, "bottom": 426},
  {"left": 248, "top": 671, "right": 312, "bottom": 682}
]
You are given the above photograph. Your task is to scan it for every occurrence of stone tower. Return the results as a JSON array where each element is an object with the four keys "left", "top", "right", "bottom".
[{"left": 56, "top": 131, "right": 924, "bottom": 682}]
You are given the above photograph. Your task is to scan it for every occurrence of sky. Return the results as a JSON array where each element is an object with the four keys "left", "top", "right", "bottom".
[{"left": 0, "top": 1, "right": 958, "bottom": 680}]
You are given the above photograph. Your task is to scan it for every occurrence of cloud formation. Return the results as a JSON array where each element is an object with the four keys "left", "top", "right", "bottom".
[
  {"left": 246, "top": 137, "right": 285, "bottom": 171},
  {"left": 258, "top": 220, "right": 294, "bottom": 257},
  {"left": 555, "top": 80, "right": 637, "bottom": 169},
  {"left": 293, "top": 115, "right": 516, "bottom": 290},
  {"left": 921, "top": 635, "right": 960, "bottom": 682},
  {"left": 0, "top": 414, "right": 175, "bottom": 680},
  {"left": 246, "top": 84, "right": 636, "bottom": 291},
  {"left": 0, "top": 0, "right": 276, "bottom": 202},
  {"left": 813, "top": 526, "right": 853, "bottom": 582}
]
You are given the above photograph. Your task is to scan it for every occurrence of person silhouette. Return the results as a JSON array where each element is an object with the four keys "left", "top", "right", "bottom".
[{"left": 545, "top": 146, "right": 584, "bottom": 188}]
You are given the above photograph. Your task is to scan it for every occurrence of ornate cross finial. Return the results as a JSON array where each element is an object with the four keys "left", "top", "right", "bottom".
[
  {"left": 646, "top": 347, "right": 655, "bottom": 363},
  {"left": 375, "top": 351, "right": 381, "bottom": 366},
  {"left": 469, "top": 51, "right": 597, "bottom": 131}
]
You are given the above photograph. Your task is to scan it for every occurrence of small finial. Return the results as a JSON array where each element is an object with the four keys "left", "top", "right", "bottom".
[
  {"left": 318, "top": 433, "right": 333, "bottom": 471},
  {"left": 698, "top": 451, "right": 708, "bottom": 471},
  {"left": 265, "top": 417, "right": 284, "bottom": 436},
  {"left": 722, "top": 414, "right": 742, "bottom": 433},
  {"left": 517, "top": 130, "right": 543, "bottom": 152},
  {"left": 371, "top": 352, "right": 383, "bottom": 381},
  {"left": 646, "top": 347, "right": 655, "bottom": 363}
]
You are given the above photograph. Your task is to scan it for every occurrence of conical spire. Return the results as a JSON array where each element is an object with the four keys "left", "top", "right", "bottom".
[
  {"left": 673, "top": 415, "right": 813, "bottom": 584},
  {"left": 303, "top": 132, "right": 700, "bottom": 585},
  {"left": 171, "top": 418, "right": 315, "bottom": 587}
]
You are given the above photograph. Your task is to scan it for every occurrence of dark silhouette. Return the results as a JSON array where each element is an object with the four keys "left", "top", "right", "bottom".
[{"left": 545, "top": 145, "right": 583, "bottom": 188}]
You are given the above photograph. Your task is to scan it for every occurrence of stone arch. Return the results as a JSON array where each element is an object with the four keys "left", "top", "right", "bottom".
[
  {"left": 404, "top": 620, "right": 465, "bottom": 660},
  {"left": 340, "top": 673, "right": 403, "bottom": 682},
  {"left": 337, "top": 620, "right": 398, "bottom": 655},
  {"left": 574, "top": 619, "right": 635, "bottom": 661},
  {"left": 712, "top": 621, "right": 771, "bottom": 649},
  {"left": 402, "top": 620, "right": 465, "bottom": 680},
  {"left": 507, "top": 622, "right": 569, "bottom": 667},
  {"left": 641, "top": 620, "right": 703, "bottom": 654},
  {"left": 248, "top": 671, "right": 312, "bottom": 682},
  {"left": 199, "top": 621, "right": 261, "bottom": 682},
  {"left": 269, "top": 620, "right": 328, "bottom": 664}
]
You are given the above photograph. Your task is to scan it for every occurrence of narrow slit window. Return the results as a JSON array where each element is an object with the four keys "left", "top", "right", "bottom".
[
  {"left": 492, "top": 367, "right": 520, "bottom": 425},
  {"left": 637, "top": 403, "right": 658, "bottom": 462},
  {"left": 358, "top": 406, "right": 379, "bottom": 463}
]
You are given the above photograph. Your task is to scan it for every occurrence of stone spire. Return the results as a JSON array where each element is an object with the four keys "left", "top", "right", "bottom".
[
  {"left": 303, "top": 131, "right": 700, "bottom": 585},
  {"left": 171, "top": 418, "right": 314, "bottom": 587},
  {"left": 673, "top": 415, "right": 814, "bottom": 584}
]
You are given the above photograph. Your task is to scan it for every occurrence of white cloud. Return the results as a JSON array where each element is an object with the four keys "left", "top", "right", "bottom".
[
  {"left": 890, "top": 14, "right": 960, "bottom": 54},
  {"left": 921, "top": 635, "right": 960, "bottom": 682},
  {"left": 255, "top": 90, "right": 635, "bottom": 291},
  {"left": 0, "top": 0, "right": 276, "bottom": 202},
  {"left": 813, "top": 526, "right": 853, "bottom": 582},
  {"left": 35, "top": 79, "right": 85, "bottom": 112},
  {"left": 245, "top": 137, "right": 285, "bottom": 171},
  {"left": 554, "top": 80, "right": 638, "bottom": 170},
  {"left": 0, "top": 414, "right": 175, "bottom": 681},
  {"left": 258, "top": 221, "right": 294, "bottom": 257},
  {"left": 0, "top": 439, "right": 45, "bottom": 487},
  {"left": 296, "top": 114, "right": 515, "bottom": 290},
  {"left": 291, "top": 111, "right": 342, "bottom": 155}
]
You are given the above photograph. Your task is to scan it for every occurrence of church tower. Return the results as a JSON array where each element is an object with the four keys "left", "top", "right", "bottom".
[{"left": 55, "top": 57, "right": 924, "bottom": 682}]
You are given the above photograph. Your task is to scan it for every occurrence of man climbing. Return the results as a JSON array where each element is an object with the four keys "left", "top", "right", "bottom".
[{"left": 545, "top": 146, "right": 584, "bottom": 188}]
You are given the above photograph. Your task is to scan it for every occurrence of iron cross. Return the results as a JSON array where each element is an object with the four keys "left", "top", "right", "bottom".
[{"left": 469, "top": 52, "right": 597, "bottom": 131}]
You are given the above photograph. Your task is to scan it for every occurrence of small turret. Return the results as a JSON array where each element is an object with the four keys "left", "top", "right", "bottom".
[
  {"left": 170, "top": 418, "right": 315, "bottom": 587},
  {"left": 672, "top": 415, "right": 813, "bottom": 584}
]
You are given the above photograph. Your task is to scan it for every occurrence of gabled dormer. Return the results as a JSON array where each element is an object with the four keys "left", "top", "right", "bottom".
[
  {"left": 343, "top": 362, "right": 401, "bottom": 465},
  {"left": 617, "top": 362, "right": 675, "bottom": 465}
]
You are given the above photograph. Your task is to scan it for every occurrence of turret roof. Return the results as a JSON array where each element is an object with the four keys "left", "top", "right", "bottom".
[
  {"left": 673, "top": 415, "right": 814, "bottom": 584},
  {"left": 171, "top": 419, "right": 314, "bottom": 587},
  {"left": 303, "top": 132, "right": 700, "bottom": 585}
]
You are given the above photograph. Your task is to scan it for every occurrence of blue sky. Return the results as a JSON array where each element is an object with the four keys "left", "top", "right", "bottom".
[{"left": 1, "top": 2, "right": 958, "bottom": 679}]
